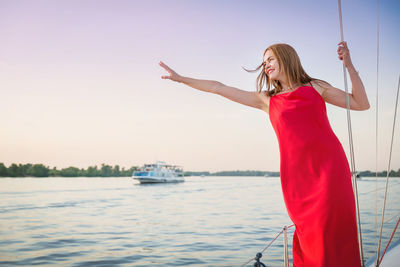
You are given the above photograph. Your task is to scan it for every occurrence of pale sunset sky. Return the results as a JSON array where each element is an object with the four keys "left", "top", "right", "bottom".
[{"left": 1, "top": 0, "right": 399, "bottom": 172}]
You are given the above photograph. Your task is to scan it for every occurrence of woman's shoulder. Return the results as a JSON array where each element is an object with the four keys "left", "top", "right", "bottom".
[
  {"left": 257, "top": 90, "right": 271, "bottom": 97},
  {"left": 310, "top": 79, "right": 332, "bottom": 96},
  {"left": 310, "top": 79, "right": 331, "bottom": 87}
]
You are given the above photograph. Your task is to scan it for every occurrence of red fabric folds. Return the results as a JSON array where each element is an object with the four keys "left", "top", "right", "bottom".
[{"left": 269, "top": 85, "right": 361, "bottom": 267}]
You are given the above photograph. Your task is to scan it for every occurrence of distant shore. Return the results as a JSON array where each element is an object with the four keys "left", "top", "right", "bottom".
[{"left": 0, "top": 163, "right": 399, "bottom": 178}]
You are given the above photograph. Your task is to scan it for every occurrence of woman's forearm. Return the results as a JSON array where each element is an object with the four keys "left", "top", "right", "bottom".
[
  {"left": 178, "top": 76, "right": 223, "bottom": 94},
  {"left": 178, "top": 75, "right": 267, "bottom": 110},
  {"left": 347, "top": 64, "right": 370, "bottom": 109}
]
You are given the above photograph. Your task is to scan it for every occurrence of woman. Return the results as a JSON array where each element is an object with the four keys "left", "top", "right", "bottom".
[{"left": 159, "top": 41, "right": 369, "bottom": 267}]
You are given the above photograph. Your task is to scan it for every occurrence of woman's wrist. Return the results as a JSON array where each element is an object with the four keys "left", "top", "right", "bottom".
[
  {"left": 348, "top": 69, "right": 359, "bottom": 75},
  {"left": 346, "top": 64, "right": 358, "bottom": 75},
  {"left": 176, "top": 75, "right": 185, "bottom": 83}
]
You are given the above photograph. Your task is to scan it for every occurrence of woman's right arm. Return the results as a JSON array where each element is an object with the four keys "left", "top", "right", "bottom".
[{"left": 159, "top": 61, "right": 269, "bottom": 112}]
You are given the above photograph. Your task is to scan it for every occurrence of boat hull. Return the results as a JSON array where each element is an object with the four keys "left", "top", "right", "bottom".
[
  {"left": 133, "top": 176, "right": 184, "bottom": 184},
  {"left": 132, "top": 161, "right": 185, "bottom": 184}
]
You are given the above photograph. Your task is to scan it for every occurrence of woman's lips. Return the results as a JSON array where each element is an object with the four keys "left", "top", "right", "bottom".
[{"left": 267, "top": 69, "right": 274, "bottom": 74}]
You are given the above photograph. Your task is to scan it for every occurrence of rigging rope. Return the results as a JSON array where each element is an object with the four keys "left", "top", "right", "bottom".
[
  {"left": 379, "top": 216, "right": 400, "bottom": 265},
  {"left": 375, "top": 0, "right": 380, "bottom": 260},
  {"left": 362, "top": 181, "right": 400, "bottom": 195},
  {"left": 376, "top": 74, "right": 400, "bottom": 266},
  {"left": 337, "top": 1, "right": 365, "bottom": 265}
]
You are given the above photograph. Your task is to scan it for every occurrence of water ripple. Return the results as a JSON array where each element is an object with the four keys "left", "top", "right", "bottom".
[{"left": 0, "top": 177, "right": 398, "bottom": 266}]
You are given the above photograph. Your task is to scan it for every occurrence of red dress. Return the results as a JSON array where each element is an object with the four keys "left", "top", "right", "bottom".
[{"left": 269, "top": 84, "right": 361, "bottom": 267}]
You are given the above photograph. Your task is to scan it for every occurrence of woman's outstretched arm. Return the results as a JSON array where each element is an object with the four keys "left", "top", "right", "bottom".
[
  {"left": 159, "top": 61, "right": 269, "bottom": 112},
  {"left": 315, "top": 41, "right": 370, "bottom": 111}
]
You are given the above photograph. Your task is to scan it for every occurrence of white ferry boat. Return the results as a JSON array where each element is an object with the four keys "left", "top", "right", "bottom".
[{"left": 132, "top": 161, "right": 184, "bottom": 184}]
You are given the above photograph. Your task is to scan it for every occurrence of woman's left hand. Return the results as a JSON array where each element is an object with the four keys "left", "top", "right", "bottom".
[{"left": 337, "top": 41, "right": 353, "bottom": 68}]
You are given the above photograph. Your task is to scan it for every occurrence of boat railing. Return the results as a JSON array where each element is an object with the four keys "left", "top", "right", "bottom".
[{"left": 240, "top": 224, "right": 294, "bottom": 267}]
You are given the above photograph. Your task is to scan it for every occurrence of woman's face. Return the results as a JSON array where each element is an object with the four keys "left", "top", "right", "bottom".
[{"left": 263, "top": 49, "right": 281, "bottom": 81}]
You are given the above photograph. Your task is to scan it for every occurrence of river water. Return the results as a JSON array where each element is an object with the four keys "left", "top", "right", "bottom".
[{"left": 0, "top": 177, "right": 399, "bottom": 266}]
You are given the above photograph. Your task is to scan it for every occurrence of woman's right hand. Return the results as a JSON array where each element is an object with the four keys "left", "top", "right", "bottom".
[{"left": 159, "top": 61, "right": 182, "bottom": 82}]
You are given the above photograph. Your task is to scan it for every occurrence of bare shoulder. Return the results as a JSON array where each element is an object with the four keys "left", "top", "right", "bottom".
[
  {"left": 257, "top": 90, "right": 270, "bottom": 100},
  {"left": 310, "top": 79, "right": 333, "bottom": 97}
]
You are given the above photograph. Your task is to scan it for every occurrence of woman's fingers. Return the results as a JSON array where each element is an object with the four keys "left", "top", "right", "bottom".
[
  {"left": 159, "top": 61, "right": 172, "bottom": 73},
  {"left": 159, "top": 61, "right": 173, "bottom": 79},
  {"left": 338, "top": 41, "right": 347, "bottom": 48},
  {"left": 336, "top": 41, "right": 353, "bottom": 67},
  {"left": 337, "top": 41, "right": 349, "bottom": 56},
  {"left": 159, "top": 61, "right": 180, "bottom": 81},
  {"left": 337, "top": 41, "right": 347, "bottom": 51}
]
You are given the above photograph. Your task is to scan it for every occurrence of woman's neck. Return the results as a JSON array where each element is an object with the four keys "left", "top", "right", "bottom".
[{"left": 280, "top": 80, "right": 296, "bottom": 92}]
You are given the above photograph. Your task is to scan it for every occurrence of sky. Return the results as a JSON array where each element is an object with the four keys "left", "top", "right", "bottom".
[{"left": 1, "top": 0, "right": 399, "bottom": 172}]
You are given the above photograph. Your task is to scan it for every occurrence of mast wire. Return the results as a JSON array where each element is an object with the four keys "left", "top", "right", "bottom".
[
  {"left": 337, "top": 1, "right": 365, "bottom": 265},
  {"left": 374, "top": 0, "right": 380, "bottom": 261},
  {"left": 376, "top": 74, "right": 400, "bottom": 266}
]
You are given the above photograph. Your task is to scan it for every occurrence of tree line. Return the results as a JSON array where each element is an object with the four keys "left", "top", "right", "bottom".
[
  {"left": 185, "top": 170, "right": 280, "bottom": 177},
  {"left": 0, "top": 163, "right": 399, "bottom": 178},
  {"left": 358, "top": 169, "right": 400, "bottom": 177},
  {"left": 188, "top": 169, "right": 400, "bottom": 177},
  {"left": 0, "top": 163, "right": 137, "bottom": 177}
]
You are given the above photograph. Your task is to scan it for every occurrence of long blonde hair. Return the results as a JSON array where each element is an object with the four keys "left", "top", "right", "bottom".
[{"left": 247, "top": 43, "right": 321, "bottom": 96}]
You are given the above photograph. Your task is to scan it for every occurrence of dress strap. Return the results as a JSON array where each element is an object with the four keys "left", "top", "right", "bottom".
[{"left": 309, "top": 81, "right": 313, "bottom": 88}]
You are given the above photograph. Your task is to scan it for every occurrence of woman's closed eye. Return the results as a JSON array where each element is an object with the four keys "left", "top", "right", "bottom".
[{"left": 263, "top": 58, "right": 273, "bottom": 67}]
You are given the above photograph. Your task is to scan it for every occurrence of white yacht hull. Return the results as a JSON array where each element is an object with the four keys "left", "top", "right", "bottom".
[
  {"left": 132, "top": 161, "right": 185, "bottom": 184},
  {"left": 133, "top": 176, "right": 184, "bottom": 184}
]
